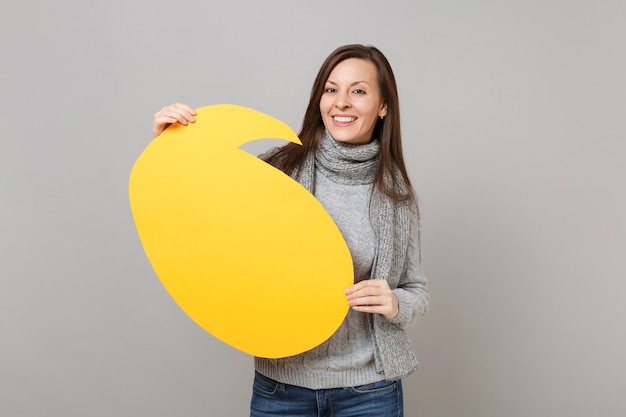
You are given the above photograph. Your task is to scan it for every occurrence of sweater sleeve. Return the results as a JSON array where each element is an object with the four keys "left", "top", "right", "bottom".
[{"left": 388, "top": 203, "right": 429, "bottom": 329}]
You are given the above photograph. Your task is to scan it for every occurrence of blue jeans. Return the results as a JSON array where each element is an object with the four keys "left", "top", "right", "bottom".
[{"left": 250, "top": 371, "right": 404, "bottom": 417}]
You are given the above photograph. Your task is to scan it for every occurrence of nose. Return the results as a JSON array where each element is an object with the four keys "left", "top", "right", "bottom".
[{"left": 334, "top": 91, "right": 351, "bottom": 110}]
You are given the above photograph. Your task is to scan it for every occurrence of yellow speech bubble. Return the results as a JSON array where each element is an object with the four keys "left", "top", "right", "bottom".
[{"left": 129, "top": 104, "right": 352, "bottom": 358}]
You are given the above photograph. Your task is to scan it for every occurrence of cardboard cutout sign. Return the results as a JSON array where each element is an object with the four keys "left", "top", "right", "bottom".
[{"left": 129, "top": 104, "right": 352, "bottom": 358}]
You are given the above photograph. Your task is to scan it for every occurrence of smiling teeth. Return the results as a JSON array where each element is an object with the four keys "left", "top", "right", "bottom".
[{"left": 333, "top": 116, "right": 356, "bottom": 123}]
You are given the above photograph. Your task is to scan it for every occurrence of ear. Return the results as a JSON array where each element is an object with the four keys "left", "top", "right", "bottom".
[{"left": 379, "top": 104, "right": 388, "bottom": 118}]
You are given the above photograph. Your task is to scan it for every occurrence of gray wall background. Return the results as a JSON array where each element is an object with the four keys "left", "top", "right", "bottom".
[{"left": 1, "top": 1, "right": 624, "bottom": 416}]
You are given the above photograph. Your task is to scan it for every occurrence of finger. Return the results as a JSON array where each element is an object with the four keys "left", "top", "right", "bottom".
[
  {"left": 172, "top": 102, "right": 197, "bottom": 116},
  {"left": 351, "top": 304, "right": 393, "bottom": 317},
  {"left": 154, "top": 115, "right": 182, "bottom": 126},
  {"left": 348, "top": 295, "right": 387, "bottom": 307},
  {"left": 348, "top": 288, "right": 398, "bottom": 319},
  {"left": 152, "top": 114, "right": 188, "bottom": 137},
  {"left": 350, "top": 296, "right": 397, "bottom": 317},
  {"left": 346, "top": 284, "right": 391, "bottom": 301},
  {"left": 345, "top": 279, "right": 389, "bottom": 294},
  {"left": 156, "top": 109, "right": 194, "bottom": 125},
  {"left": 169, "top": 103, "right": 197, "bottom": 122},
  {"left": 156, "top": 103, "right": 197, "bottom": 124}
]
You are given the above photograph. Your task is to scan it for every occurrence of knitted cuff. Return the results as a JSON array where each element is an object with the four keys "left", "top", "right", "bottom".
[{"left": 388, "top": 289, "right": 412, "bottom": 329}]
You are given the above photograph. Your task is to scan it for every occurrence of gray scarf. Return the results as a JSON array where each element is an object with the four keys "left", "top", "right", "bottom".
[{"left": 294, "top": 131, "right": 418, "bottom": 379}]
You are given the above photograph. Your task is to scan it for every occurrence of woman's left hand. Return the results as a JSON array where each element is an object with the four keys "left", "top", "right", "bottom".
[{"left": 345, "top": 279, "right": 399, "bottom": 319}]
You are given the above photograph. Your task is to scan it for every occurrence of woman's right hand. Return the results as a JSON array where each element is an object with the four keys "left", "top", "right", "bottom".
[{"left": 152, "top": 102, "right": 197, "bottom": 137}]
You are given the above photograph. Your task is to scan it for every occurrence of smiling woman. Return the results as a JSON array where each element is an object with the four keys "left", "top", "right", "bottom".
[
  {"left": 151, "top": 44, "right": 429, "bottom": 417},
  {"left": 320, "top": 58, "right": 387, "bottom": 145}
]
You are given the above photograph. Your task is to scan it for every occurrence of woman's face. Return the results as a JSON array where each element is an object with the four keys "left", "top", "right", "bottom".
[{"left": 319, "top": 58, "right": 387, "bottom": 145}]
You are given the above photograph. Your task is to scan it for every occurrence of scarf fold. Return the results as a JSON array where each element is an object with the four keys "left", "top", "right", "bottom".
[
  {"left": 314, "top": 130, "right": 380, "bottom": 186},
  {"left": 294, "top": 131, "right": 417, "bottom": 380}
]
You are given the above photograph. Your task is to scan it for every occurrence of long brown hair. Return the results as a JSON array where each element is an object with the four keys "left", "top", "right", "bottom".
[{"left": 265, "top": 44, "right": 415, "bottom": 202}]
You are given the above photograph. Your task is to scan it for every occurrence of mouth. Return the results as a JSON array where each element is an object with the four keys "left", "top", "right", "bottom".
[{"left": 332, "top": 116, "right": 356, "bottom": 123}]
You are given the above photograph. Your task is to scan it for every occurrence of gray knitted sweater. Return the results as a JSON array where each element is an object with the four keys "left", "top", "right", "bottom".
[{"left": 255, "top": 140, "right": 428, "bottom": 389}]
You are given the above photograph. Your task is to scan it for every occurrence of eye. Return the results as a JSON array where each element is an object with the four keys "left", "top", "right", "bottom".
[
  {"left": 353, "top": 88, "right": 366, "bottom": 94},
  {"left": 324, "top": 87, "right": 337, "bottom": 93}
]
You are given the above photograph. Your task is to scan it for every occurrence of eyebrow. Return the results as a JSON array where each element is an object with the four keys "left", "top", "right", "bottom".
[{"left": 325, "top": 80, "right": 372, "bottom": 87}]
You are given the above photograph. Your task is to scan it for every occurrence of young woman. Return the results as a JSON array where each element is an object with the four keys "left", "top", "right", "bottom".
[{"left": 152, "top": 44, "right": 429, "bottom": 417}]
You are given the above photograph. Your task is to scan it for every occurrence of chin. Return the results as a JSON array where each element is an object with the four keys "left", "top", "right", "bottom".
[{"left": 327, "top": 130, "right": 364, "bottom": 145}]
